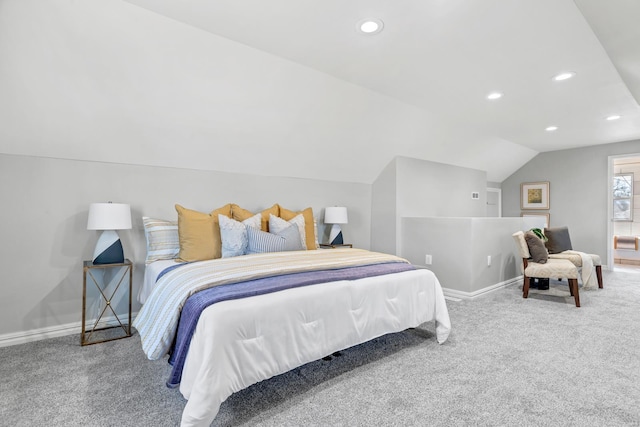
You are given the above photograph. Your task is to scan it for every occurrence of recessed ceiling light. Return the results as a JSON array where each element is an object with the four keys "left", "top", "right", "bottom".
[
  {"left": 606, "top": 115, "right": 621, "bottom": 121},
  {"left": 545, "top": 126, "right": 558, "bottom": 132},
  {"left": 357, "top": 18, "right": 384, "bottom": 35},
  {"left": 486, "top": 92, "right": 503, "bottom": 100},
  {"left": 553, "top": 72, "right": 576, "bottom": 81}
]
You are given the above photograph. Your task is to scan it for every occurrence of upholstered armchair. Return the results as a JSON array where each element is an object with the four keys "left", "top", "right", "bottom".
[
  {"left": 512, "top": 231, "right": 581, "bottom": 307},
  {"left": 544, "top": 227, "right": 603, "bottom": 289}
]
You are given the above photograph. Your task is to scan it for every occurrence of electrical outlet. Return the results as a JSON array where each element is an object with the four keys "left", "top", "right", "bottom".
[
  {"left": 487, "top": 255, "right": 492, "bottom": 266},
  {"left": 425, "top": 254, "right": 432, "bottom": 265}
]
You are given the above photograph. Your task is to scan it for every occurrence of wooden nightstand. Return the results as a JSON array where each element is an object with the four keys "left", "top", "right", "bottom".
[
  {"left": 319, "top": 243, "right": 353, "bottom": 249},
  {"left": 81, "top": 259, "right": 133, "bottom": 346}
]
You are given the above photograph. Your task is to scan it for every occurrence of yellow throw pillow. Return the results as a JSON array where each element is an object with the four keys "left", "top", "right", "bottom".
[
  {"left": 279, "top": 205, "right": 315, "bottom": 250},
  {"left": 231, "top": 203, "right": 279, "bottom": 232},
  {"left": 175, "top": 203, "right": 232, "bottom": 262}
]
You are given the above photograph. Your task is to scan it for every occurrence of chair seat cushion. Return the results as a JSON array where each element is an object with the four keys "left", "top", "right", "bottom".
[
  {"left": 548, "top": 252, "right": 602, "bottom": 267},
  {"left": 524, "top": 259, "right": 578, "bottom": 279}
]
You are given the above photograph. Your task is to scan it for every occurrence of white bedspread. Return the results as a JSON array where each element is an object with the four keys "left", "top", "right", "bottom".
[
  {"left": 179, "top": 268, "right": 451, "bottom": 427},
  {"left": 135, "top": 249, "right": 414, "bottom": 360}
]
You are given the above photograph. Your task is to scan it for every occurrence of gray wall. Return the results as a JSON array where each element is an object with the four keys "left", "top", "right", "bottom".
[
  {"left": 0, "top": 153, "right": 370, "bottom": 339},
  {"left": 372, "top": 156, "right": 488, "bottom": 255},
  {"left": 370, "top": 160, "right": 397, "bottom": 255},
  {"left": 502, "top": 138, "right": 640, "bottom": 264},
  {"left": 396, "top": 156, "right": 487, "bottom": 218},
  {"left": 401, "top": 217, "right": 538, "bottom": 296},
  {"left": 1, "top": 151, "right": 493, "bottom": 340},
  {"left": 11, "top": 137, "right": 640, "bottom": 340}
]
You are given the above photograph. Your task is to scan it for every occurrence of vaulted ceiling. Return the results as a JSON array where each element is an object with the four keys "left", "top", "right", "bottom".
[
  {"left": 124, "top": 0, "right": 640, "bottom": 181},
  {"left": 2, "top": 1, "right": 639, "bottom": 184}
]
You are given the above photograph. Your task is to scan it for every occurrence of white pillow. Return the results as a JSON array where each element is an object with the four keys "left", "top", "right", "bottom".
[
  {"left": 218, "top": 213, "right": 261, "bottom": 258},
  {"left": 269, "top": 214, "right": 307, "bottom": 250}
]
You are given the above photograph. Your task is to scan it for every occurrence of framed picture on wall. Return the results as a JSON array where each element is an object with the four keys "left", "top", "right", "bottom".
[
  {"left": 521, "top": 181, "right": 550, "bottom": 210},
  {"left": 521, "top": 212, "right": 550, "bottom": 228}
]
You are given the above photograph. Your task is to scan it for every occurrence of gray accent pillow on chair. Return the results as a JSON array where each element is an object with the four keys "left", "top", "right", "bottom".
[
  {"left": 524, "top": 231, "right": 548, "bottom": 263},
  {"left": 544, "top": 226, "right": 573, "bottom": 254}
]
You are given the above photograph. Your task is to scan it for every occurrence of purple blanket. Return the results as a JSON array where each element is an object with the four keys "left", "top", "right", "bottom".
[{"left": 165, "top": 261, "right": 415, "bottom": 387}]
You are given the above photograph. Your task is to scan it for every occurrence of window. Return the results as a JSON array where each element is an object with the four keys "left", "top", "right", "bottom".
[{"left": 613, "top": 173, "right": 633, "bottom": 221}]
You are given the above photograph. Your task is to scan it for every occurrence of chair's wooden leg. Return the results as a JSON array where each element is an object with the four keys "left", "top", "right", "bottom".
[
  {"left": 523, "top": 275, "right": 530, "bottom": 298},
  {"left": 596, "top": 265, "right": 603, "bottom": 289},
  {"left": 569, "top": 281, "right": 574, "bottom": 296},
  {"left": 569, "top": 279, "right": 580, "bottom": 307}
]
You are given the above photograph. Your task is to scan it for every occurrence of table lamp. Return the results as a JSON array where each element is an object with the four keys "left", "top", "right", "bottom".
[
  {"left": 324, "top": 206, "right": 348, "bottom": 245},
  {"left": 87, "top": 202, "right": 132, "bottom": 264}
]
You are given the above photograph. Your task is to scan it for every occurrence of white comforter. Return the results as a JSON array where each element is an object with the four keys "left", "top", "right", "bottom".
[
  {"left": 179, "top": 267, "right": 451, "bottom": 426},
  {"left": 135, "top": 249, "right": 420, "bottom": 360}
]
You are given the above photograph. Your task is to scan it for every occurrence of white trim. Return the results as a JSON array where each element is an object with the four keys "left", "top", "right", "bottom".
[
  {"left": 0, "top": 312, "right": 138, "bottom": 348},
  {"left": 443, "top": 276, "right": 521, "bottom": 300},
  {"left": 609, "top": 153, "right": 640, "bottom": 272},
  {"left": 608, "top": 155, "right": 615, "bottom": 270}
]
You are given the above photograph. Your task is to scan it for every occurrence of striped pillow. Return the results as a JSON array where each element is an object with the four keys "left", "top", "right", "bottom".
[
  {"left": 246, "top": 224, "right": 304, "bottom": 254},
  {"left": 142, "top": 217, "right": 180, "bottom": 264}
]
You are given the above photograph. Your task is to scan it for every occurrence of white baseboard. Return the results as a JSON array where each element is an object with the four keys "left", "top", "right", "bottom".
[
  {"left": 0, "top": 312, "right": 138, "bottom": 348},
  {"left": 3, "top": 275, "right": 525, "bottom": 348},
  {"left": 3, "top": 276, "right": 527, "bottom": 347},
  {"left": 443, "top": 276, "right": 522, "bottom": 300}
]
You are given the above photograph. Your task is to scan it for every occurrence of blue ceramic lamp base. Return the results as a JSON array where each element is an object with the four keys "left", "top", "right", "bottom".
[
  {"left": 92, "top": 230, "right": 125, "bottom": 264},
  {"left": 328, "top": 224, "right": 344, "bottom": 245}
]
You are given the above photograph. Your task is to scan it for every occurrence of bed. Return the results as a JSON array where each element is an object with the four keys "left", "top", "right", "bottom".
[{"left": 134, "top": 208, "right": 451, "bottom": 426}]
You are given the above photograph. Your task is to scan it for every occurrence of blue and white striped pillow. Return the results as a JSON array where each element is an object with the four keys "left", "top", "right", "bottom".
[
  {"left": 142, "top": 217, "right": 180, "bottom": 264},
  {"left": 246, "top": 224, "right": 305, "bottom": 254}
]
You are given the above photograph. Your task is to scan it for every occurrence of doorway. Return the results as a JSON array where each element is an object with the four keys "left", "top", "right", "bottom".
[
  {"left": 486, "top": 188, "right": 502, "bottom": 217},
  {"left": 608, "top": 154, "right": 640, "bottom": 271}
]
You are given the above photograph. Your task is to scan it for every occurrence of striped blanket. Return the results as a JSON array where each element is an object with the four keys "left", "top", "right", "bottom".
[{"left": 134, "top": 248, "right": 411, "bottom": 360}]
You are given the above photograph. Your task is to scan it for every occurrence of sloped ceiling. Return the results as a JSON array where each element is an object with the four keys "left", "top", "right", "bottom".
[
  {"left": 1, "top": 1, "right": 639, "bottom": 184},
  {"left": 124, "top": 0, "right": 640, "bottom": 181},
  {"left": 574, "top": 0, "right": 640, "bottom": 111}
]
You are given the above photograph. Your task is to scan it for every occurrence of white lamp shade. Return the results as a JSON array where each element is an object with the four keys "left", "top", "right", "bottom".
[
  {"left": 324, "top": 207, "right": 348, "bottom": 224},
  {"left": 87, "top": 203, "right": 132, "bottom": 230}
]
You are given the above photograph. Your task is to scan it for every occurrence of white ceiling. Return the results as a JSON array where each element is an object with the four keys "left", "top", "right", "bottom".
[
  {"left": 4, "top": 1, "right": 639, "bottom": 184},
  {"left": 125, "top": 0, "right": 640, "bottom": 162}
]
